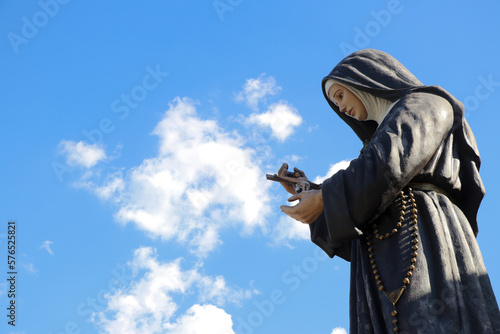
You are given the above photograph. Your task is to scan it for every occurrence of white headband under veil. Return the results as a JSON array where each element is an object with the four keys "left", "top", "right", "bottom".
[{"left": 324, "top": 79, "right": 395, "bottom": 125}]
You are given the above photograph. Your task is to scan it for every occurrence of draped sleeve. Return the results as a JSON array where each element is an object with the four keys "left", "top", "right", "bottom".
[{"left": 318, "top": 92, "right": 454, "bottom": 243}]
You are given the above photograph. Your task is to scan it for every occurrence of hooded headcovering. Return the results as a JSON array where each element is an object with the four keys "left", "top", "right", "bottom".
[{"left": 322, "top": 49, "right": 484, "bottom": 235}]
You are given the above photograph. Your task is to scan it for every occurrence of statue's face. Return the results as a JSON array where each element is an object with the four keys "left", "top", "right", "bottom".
[{"left": 328, "top": 83, "right": 368, "bottom": 121}]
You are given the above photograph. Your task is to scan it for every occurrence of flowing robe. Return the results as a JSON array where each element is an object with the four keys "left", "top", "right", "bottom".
[{"left": 310, "top": 91, "right": 500, "bottom": 333}]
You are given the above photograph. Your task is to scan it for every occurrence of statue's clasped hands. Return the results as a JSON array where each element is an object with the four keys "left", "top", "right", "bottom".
[{"left": 267, "top": 163, "right": 324, "bottom": 224}]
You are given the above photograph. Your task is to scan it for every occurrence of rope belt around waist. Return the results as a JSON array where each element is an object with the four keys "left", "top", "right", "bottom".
[{"left": 408, "top": 182, "right": 454, "bottom": 201}]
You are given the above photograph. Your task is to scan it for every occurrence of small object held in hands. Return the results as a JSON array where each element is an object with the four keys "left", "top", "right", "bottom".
[{"left": 265, "top": 173, "right": 321, "bottom": 193}]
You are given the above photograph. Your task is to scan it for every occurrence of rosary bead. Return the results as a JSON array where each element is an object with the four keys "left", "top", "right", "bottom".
[{"left": 368, "top": 187, "right": 418, "bottom": 334}]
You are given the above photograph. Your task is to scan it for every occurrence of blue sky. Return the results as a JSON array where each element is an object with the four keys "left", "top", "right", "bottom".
[{"left": 1, "top": 1, "right": 500, "bottom": 333}]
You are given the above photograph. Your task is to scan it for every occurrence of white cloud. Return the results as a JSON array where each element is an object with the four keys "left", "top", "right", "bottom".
[
  {"left": 93, "top": 247, "right": 251, "bottom": 334},
  {"left": 58, "top": 140, "right": 106, "bottom": 168},
  {"left": 87, "top": 97, "right": 271, "bottom": 257},
  {"left": 331, "top": 327, "right": 348, "bottom": 334},
  {"left": 248, "top": 101, "right": 302, "bottom": 142},
  {"left": 196, "top": 273, "right": 256, "bottom": 306},
  {"left": 65, "top": 93, "right": 312, "bottom": 254},
  {"left": 39, "top": 240, "right": 54, "bottom": 255},
  {"left": 313, "top": 160, "right": 352, "bottom": 184},
  {"left": 166, "top": 304, "right": 234, "bottom": 334},
  {"left": 93, "top": 172, "right": 125, "bottom": 201},
  {"left": 235, "top": 74, "right": 280, "bottom": 111},
  {"left": 285, "top": 154, "right": 302, "bottom": 163},
  {"left": 22, "top": 263, "right": 37, "bottom": 274},
  {"left": 272, "top": 215, "right": 309, "bottom": 247}
]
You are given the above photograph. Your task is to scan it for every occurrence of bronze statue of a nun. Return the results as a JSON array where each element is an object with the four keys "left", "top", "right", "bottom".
[{"left": 279, "top": 49, "right": 500, "bottom": 333}]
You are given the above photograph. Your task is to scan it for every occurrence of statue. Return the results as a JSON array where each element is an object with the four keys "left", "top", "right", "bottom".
[{"left": 270, "top": 49, "right": 500, "bottom": 333}]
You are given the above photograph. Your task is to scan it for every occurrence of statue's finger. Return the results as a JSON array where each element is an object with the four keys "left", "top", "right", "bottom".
[
  {"left": 278, "top": 163, "right": 289, "bottom": 177},
  {"left": 280, "top": 204, "right": 292, "bottom": 214},
  {"left": 293, "top": 167, "right": 305, "bottom": 177},
  {"left": 280, "top": 204, "right": 299, "bottom": 215},
  {"left": 287, "top": 194, "right": 301, "bottom": 202}
]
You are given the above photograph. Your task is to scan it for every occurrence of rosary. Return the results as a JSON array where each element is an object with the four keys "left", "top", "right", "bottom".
[{"left": 366, "top": 187, "right": 419, "bottom": 332}]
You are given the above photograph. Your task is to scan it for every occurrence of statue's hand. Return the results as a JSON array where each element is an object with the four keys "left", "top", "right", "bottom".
[
  {"left": 280, "top": 189, "right": 323, "bottom": 224},
  {"left": 277, "top": 163, "right": 310, "bottom": 195}
]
